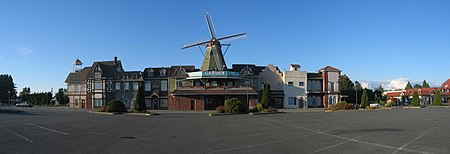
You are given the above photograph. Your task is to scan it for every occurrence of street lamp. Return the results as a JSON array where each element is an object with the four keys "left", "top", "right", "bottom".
[
  {"left": 8, "top": 90, "right": 11, "bottom": 110},
  {"left": 245, "top": 80, "right": 250, "bottom": 108},
  {"left": 354, "top": 85, "right": 358, "bottom": 108},
  {"left": 430, "top": 91, "right": 435, "bottom": 106}
]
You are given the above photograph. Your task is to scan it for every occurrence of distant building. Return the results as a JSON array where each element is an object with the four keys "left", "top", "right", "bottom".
[{"left": 384, "top": 78, "right": 450, "bottom": 105}]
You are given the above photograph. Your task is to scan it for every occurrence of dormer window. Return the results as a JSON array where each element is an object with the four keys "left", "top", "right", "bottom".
[
  {"left": 240, "top": 66, "right": 254, "bottom": 76},
  {"left": 147, "top": 69, "right": 154, "bottom": 77},
  {"left": 160, "top": 69, "right": 166, "bottom": 76},
  {"left": 115, "top": 75, "right": 120, "bottom": 80},
  {"left": 123, "top": 75, "right": 128, "bottom": 79},
  {"left": 133, "top": 74, "right": 137, "bottom": 79},
  {"left": 176, "top": 67, "right": 186, "bottom": 76},
  {"left": 117, "top": 64, "right": 122, "bottom": 72}
]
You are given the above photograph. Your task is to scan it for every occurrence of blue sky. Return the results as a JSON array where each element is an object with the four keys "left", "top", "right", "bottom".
[{"left": 0, "top": 0, "right": 449, "bottom": 93}]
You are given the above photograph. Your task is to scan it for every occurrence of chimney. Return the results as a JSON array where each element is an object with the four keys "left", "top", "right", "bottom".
[{"left": 114, "top": 56, "right": 118, "bottom": 64}]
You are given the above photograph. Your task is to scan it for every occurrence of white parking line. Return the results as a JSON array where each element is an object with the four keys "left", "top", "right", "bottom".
[
  {"left": 4, "top": 127, "right": 33, "bottom": 143},
  {"left": 27, "top": 123, "right": 69, "bottom": 136},
  {"left": 393, "top": 127, "right": 435, "bottom": 154},
  {"left": 312, "top": 132, "right": 376, "bottom": 153},
  {"left": 261, "top": 117, "right": 432, "bottom": 154}
]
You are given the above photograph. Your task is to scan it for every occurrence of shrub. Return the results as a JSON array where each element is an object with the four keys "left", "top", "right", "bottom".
[
  {"left": 107, "top": 100, "right": 127, "bottom": 113},
  {"left": 216, "top": 106, "right": 225, "bottom": 113},
  {"left": 225, "top": 98, "right": 243, "bottom": 114},
  {"left": 410, "top": 91, "right": 420, "bottom": 106},
  {"left": 385, "top": 102, "right": 394, "bottom": 107},
  {"left": 337, "top": 101, "right": 347, "bottom": 105},
  {"left": 256, "top": 103, "right": 263, "bottom": 112},
  {"left": 330, "top": 104, "right": 354, "bottom": 111},
  {"left": 97, "top": 106, "right": 107, "bottom": 112}
]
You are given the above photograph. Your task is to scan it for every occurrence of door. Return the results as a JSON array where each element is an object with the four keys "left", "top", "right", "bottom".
[{"left": 153, "top": 99, "right": 159, "bottom": 110}]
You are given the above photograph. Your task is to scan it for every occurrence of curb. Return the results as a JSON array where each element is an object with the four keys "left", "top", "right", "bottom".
[
  {"left": 89, "top": 111, "right": 122, "bottom": 115},
  {"left": 402, "top": 106, "right": 424, "bottom": 109},
  {"left": 209, "top": 113, "right": 237, "bottom": 116},
  {"left": 124, "top": 112, "right": 153, "bottom": 116},
  {"left": 249, "top": 112, "right": 284, "bottom": 115}
]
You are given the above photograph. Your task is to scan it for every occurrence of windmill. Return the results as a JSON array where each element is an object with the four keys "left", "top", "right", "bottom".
[{"left": 182, "top": 12, "right": 246, "bottom": 71}]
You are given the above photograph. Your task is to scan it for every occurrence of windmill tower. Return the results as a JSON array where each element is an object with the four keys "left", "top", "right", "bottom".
[
  {"left": 182, "top": 12, "right": 246, "bottom": 71},
  {"left": 73, "top": 58, "right": 83, "bottom": 72}
]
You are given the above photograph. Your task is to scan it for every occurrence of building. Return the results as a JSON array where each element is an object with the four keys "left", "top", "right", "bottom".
[
  {"left": 384, "top": 78, "right": 450, "bottom": 105},
  {"left": 307, "top": 66, "right": 341, "bottom": 108},
  {"left": 65, "top": 56, "right": 342, "bottom": 110},
  {"left": 282, "top": 64, "right": 308, "bottom": 108}
]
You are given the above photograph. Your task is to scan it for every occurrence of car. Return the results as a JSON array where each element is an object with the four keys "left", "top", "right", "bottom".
[
  {"left": 369, "top": 103, "right": 381, "bottom": 108},
  {"left": 16, "top": 101, "right": 33, "bottom": 108}
]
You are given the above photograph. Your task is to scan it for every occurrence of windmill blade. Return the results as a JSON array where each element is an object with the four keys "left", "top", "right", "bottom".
[
  {"left": 182, "top": 40, "right": 210, "bottom": 50},
  {"left": 221, "top": 43, "right": 230, "bottom": 46},
  {"left": 216, "top": 32, "right": 246, "bottom": 42},
  {"left": 204, "top": 12, "right": 216, "bottom": 38}
]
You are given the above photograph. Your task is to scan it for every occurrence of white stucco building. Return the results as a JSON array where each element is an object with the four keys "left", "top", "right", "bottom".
[{"left": 282, "top": 64, "right": 308, "bottom": 108}]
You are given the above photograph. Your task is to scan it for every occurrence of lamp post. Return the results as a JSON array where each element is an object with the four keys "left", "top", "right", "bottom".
[
  {"left": 8, "top": 90, "right": 11, "bottom": 110},
  {"left": 430, "top": 91, "right": 435, "bottom": 106},
  {"left": 245, "top": 80, "right": 250, "bottom": 108},
  {"left": 354, "top": 85, "right": 358, "bottom": 108}
]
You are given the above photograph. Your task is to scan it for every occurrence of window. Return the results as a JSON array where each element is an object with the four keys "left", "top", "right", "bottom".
[
  {"left": 124, "top": 82, "right": 129, "bottom": 90},
  {"left": 115, "top": 82, "right": 121, "bottom": 91},
  {"left": 147, "top": 69, "right": 154, "bottom": 76},
  {"left": 94, "top": 81, "right": 103, "bottom": 90},
  {"left": 211, "top": 81, "right": 218, "bottom": 86},
  {"left": 94, "top": 99, "right": 103, "bottom": 107},
  {"left": 145, "top": 81, "right": 152, "bottom": 91},
  {"left": 288, "top": 82, "right": 293, "bottom": 86},
  {"left": 95, "top": 72, "right": 102, "bottom": 79},
  {"left": 161, "top": 80, "right": 168, "bottom": 91},
  {"left": 133, "top": 82, "right": 139, "bottom": 90},
  {"left": 160, "top": 99, "right": 168, "bottom": 107},
  {"left": 288, "top": 97, "right": 297, "bottom": 105},
  {"left": 145, "top": 99, "right": 152, "bottom": 108},
  {"left": 160, "top": 69, "right": 166, "bottom": 76},
  {"left": 299, "top": 82, "right": 304, "bottom": 86}
]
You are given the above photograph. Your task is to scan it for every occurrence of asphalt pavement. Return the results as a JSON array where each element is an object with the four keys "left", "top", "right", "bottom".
[{"left": 1, "top": 106, "right": 450, "bottom": 154}]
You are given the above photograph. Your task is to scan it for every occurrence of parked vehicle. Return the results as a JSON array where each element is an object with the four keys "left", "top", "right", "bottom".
[
  {"left": 16, "top": 101, "right": 33, "bottom": 108},
  {"left": 369, "top": 103, "right": 381, "bottom": 108}
]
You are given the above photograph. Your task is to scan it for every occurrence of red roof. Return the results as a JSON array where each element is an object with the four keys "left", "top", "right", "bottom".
[
  {"left": 386, "top": 92, "right": 402, "bottom": 97},
  {"left": 442, "top": 78, "right": 450, "bottom": 89},
  {"left": 319, "top": 66, "right": 341, "bottom": 72}
]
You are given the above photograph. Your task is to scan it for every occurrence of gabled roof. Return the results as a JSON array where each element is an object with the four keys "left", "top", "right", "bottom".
[
  {"left": 319, "top": 66, "right": 341, "bottom": 72},
  {"left": 87, "top": 60, "right": 122, "bottom": 79},
  {"left": 231, "top": 64, "right": 263, "bottom": 76},
  {"left": 65, "top": 67, "right": 92, "bottom": 83}
]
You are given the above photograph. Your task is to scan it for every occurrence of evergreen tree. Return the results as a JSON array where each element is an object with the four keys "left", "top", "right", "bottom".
[
  {"left": 413, "top": 84, "right": 422, "bottom": 89},
  {"left": 410, "top": 91, "right": 420, "bottom": 106},
  {"left": 260, "top": 83, "right": 271, "bottom": 108},
  {"left": 360, "top": 89, "right": 369, "bottom": 108},
  {"left": 338, "top": 74, "right": 354, "bottom": 91},
  {"left": 433, "top": 90, "right": 442, "bottom": 106},
  {"left": 422, "top": 80, "right": 430, "bottom": 88},
  {"left": 354, "top": 81, "right": 362, "bottom": 90},
  {"left": 0, "top": 74, "right": 17, "bottom": 102},
  {"left": 133, "top": 85, "right": 146, "bottom": 112},
  {"left": 405, "top": 82, "right": 413, "bottom": 90}
]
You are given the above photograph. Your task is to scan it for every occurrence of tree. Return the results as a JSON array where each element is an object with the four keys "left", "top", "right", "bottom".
[
  {"left": 260, "top": 83, "right": 272, "bottom": 108},
  {"left": 133, "top": 85, "right": 146, "bottom": 112},
  {"left": 405, "top": 82, "right": 413, "bottom": 90},
  {"left": 339, "top": 74, "right": 354, "bottom": 91},
  {"left": 410, "top": 91, "right": 420, "bottom": 106},
  {"left": 0, "top": 74, "right": 17, "bottom": 103},
  {"left": 413, "top": 84, "right": 422, "bottom": 89},
  {"left": 433, "top": 90, "right": 442, "bottom": 106},
  {"left": 374, "top": 85, "right": 384, "bottom": 92},
  {"left": 55, "top": 88, "right": 69, "bottom": 105},
  {"left": 19, "top": 87, "right": 31, "bottom": 97},
  {"left": 360, "top": 89, "right": 369, "bottom": 108},
  {"left": 354, "top": 81, "right": 362, "bottom": 90},
  {"left": 422, "top": 80, "right": 430, "bottom": 88}
]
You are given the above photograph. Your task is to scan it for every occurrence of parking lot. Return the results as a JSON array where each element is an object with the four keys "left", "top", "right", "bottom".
[{"left": 1, "top": 107, "right": 450, "bottom": 153}]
